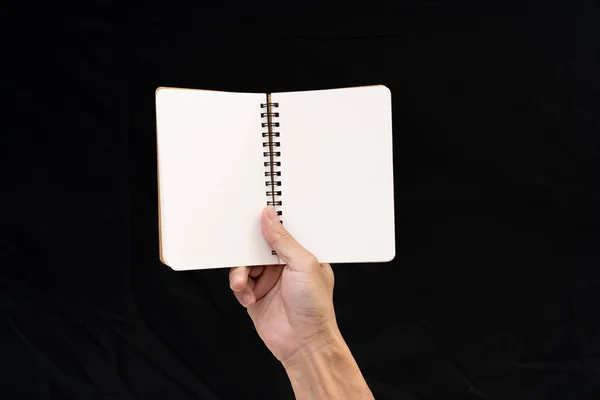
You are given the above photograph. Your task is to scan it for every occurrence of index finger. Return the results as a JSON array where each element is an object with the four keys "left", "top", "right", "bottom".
[{"left": 229, "top": 266, "right": 250, "bottom": 292}]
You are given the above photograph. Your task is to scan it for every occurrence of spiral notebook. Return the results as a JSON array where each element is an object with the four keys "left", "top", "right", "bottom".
[{"left": 155, "top": 85, "right": 395, "bottom": 270}]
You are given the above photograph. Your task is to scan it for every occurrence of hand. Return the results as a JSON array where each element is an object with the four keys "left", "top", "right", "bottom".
[
  {"left": 229, "top": 205, "right": 338, "bottom": 363},
  {"left": 229, "top": 206, "right": 374, "bottom": 399}
]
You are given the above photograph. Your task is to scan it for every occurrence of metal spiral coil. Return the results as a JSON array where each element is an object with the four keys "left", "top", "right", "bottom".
[{"left": 262, "top": 93, "right": 283, "bottom": 257}]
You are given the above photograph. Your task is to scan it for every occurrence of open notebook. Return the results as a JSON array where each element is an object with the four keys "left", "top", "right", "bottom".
[{"left": 155, "top": 85, "right": 395, "bottom": 270}]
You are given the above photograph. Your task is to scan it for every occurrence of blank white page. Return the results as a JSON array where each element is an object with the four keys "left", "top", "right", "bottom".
[
  {"left": 273, "top": 86, "right": 395, "bottom": 264},
  {"left": 156, "top": 88, "right": 278, "bottom": 270}
]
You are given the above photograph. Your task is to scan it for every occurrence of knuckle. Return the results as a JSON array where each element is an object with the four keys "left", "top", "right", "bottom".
[
  {"left": 271, "top": 228, "right": 292, "bottom": 248},
  {"left": 278, "top": 228, "right": 292, "bottom": 239},
  {"left": 270, "top": 234, "right": 285, "bottom": 248},
  {"left": 306, "top": 254, "right": 319, "bottom": 266}
]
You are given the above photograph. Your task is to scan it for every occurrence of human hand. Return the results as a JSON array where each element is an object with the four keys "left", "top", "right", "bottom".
[{"left": 229, "top": 205, "right": 339, "bottom": 364}]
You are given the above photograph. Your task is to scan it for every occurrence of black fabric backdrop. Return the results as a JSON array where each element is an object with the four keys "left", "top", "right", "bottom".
[{"left": 1, "top": 2, "right": 599, "bottom": 399}]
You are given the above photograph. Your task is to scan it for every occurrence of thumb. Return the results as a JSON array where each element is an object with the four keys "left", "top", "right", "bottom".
[{"left": 261, "top": 206, "right": 315, "bottom": 267}]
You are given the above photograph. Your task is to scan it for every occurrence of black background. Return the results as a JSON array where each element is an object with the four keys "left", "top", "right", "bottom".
[{"left": 1, "top": 1, "right": 599, "bottom": 399}]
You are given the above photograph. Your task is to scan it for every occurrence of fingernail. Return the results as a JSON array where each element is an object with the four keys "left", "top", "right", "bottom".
[{"left": 267, "top": 206, "right": 279, "bottom": 223}]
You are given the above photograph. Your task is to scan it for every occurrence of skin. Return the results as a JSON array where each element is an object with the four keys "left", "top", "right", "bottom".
[{"left": 229, "top": 206, "right": 374, "bottom": 400}]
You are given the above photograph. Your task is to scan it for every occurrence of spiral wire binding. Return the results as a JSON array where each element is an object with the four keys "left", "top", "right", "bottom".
[{"left": 261, "top": 94, "right": 283, "bottom": 255}]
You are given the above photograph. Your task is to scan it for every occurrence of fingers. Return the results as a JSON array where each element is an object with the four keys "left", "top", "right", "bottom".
[
  {"left": 230, "top": 264, "right": 282, "bottom": 308},
  {"left": 230, "top": 266, "right": 255, "bottom": 307},
  {"left": 229, "top": 266, "right": 250, "bottom": 292},
  {"left": 230, "top": 266, "right": 264, "bottom": 291},
  {"left": 261, "top": 206, "right": 317, "bottom": 269},
  {"left": 230, "top": 266, "right": 267, "bottom": 308},
  {"left": 232, "top": 276, "right": 256, "bottom": 308},
  {"left": 249, "top": 265, "right": 264, "bottom": 278},
  {"left": 252, "top": 264, "right": 283, "bottom": 301}
]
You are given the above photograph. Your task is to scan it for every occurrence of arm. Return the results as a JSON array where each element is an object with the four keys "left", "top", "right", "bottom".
[
  {"left": 283, "top": 329, "right": 374, "bottom": 399},
  {"left": 229, "top": 206, "right": 374, "bottom": 400}
]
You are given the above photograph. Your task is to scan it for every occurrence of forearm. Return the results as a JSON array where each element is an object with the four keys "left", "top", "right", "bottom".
[{"left": 282, "top": 331, "right": 374, "bottom": 400}]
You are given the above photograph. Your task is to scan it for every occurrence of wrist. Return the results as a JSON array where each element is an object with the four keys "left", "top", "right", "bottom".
[
  {"left": 282, "top": 326, "right": 346, "bottom": 371},
  {"left": 282, "top": 327, "right": 374, "bottom": 400}
]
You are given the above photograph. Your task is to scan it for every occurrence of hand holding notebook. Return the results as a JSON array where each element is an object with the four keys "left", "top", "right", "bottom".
[
  {"left": 230, "top": 205, "right": 375, "bottom": 398},
  {"left": 155, "top": 85, "right": 395, "bottom": 270}
]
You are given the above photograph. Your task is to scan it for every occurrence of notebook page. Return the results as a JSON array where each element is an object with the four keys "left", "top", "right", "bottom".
[
  {"left": 156, "top": 88, "right": 278, "bottom": 270},
  {"left": 273, "top": 86, "right": 395, "bottom": 264}
]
